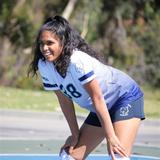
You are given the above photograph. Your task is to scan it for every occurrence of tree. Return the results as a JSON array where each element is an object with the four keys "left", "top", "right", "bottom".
[
  {"left": 62, "top": 0, "right": 78, "bottom": 20},
  {"left": 0, "top": 0, "right": 160, "bottom": 88}
]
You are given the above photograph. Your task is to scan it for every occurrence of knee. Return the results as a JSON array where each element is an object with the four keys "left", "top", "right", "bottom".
[
  {"left": 70, "top": 148, "right": 87, "bottom": 160},
  {"left": 70, "top": 152, "right": 84, "bottom": 160}
]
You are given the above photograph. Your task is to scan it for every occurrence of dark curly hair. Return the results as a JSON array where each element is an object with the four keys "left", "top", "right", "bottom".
[{"left": 28, "top": 15, "right": 104, "bottom": 78}]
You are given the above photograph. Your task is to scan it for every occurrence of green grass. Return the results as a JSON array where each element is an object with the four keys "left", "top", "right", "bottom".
[
  {"left": 0, "top": 86, "right": 160, "bottom": 118},
  {"left": 0, "top": 86, "right": 59, "bottom": 112},
  {"left": 0, "top": 86, "right": 86, "bottom": 113},
  {"left": 142, "top": 86, "right": 160, "bottom": 118}
]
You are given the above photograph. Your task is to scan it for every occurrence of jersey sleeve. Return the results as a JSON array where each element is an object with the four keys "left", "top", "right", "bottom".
[
  {"left": 71, "top": 51, "right": 96, "bottom": 85},
  {"left": 38, "top": 60, "right": 59, "bottom": 91}
]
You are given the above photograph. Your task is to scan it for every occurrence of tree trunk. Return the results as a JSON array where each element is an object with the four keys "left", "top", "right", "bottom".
[{"left": 62, "top": 0, "right": 77, "bottom": 20}]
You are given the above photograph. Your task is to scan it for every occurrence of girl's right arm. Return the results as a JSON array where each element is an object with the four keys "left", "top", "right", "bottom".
[{"left": 54, "top": 90, "right": 80, "bottom": 152}]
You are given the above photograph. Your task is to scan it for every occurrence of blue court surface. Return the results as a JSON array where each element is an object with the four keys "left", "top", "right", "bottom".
[{"left": 0, "top": 154, "right": 160, "bottom": 160}]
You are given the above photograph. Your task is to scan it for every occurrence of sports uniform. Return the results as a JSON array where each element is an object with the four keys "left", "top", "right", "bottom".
[{"left": 38, "top": 50, "right": 145, "bottom": 125}]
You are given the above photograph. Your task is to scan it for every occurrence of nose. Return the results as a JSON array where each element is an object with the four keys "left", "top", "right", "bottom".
[
  {"left": 40, "top": 43, "right": 49, "bottom": 53},
  {"left": 43, "top": 44, "right": 49, "bottom": 51}
]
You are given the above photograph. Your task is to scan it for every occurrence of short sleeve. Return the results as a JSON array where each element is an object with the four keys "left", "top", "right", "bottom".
[
  {"left": 71, "top": 51, "right": 96, "bottom": 85},
  {"left": 38, "top": 60, "right": 59, "bottom": 91}
]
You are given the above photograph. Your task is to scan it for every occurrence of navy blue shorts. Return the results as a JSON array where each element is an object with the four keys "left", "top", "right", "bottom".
[{"left": 84, "top": 96, "right": 145, "bottom": 127}]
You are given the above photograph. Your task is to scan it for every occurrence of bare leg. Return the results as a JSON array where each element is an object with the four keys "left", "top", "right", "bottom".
[
  {"left": 70, "top": 118, "right": 141, "bottom": 159},
  {"left": 70, "top": 123, "right": 105, "bottom": 160},
  {"left": 112, "top": 118, "right": 141, "bottom": 156}
]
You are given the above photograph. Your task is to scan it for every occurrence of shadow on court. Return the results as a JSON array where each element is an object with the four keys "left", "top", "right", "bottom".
[{"left": 0, "top": 109, "right": 160, "bottom": 158}]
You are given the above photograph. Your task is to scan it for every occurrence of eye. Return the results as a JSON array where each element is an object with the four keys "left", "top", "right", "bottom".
[{"left": 47, "top": 41, "right": 54, "bottom": 46}]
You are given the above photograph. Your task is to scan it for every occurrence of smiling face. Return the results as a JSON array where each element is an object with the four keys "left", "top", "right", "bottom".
[{"left": 39, "top": 30, "right": 63, "bottom": 62}]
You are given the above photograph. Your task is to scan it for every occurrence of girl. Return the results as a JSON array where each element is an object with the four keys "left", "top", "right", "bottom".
[{"left": 29, "top": 15, "right": 145, "bottom": 160}]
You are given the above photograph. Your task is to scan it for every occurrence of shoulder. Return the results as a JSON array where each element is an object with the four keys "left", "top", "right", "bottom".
[
  {"left": 70, "top": 50, "right": 92, "bottom": 70},
  {"left": 38, "top": 59, "right": 52, "bottom": 69},
  {"left": 70, "top": 49, "right": 92, "bottom": 63},
  {"left": 38, "top": 59, "right": 51, "bottom": 74},
  {"left": 70, "top": 50, "right": 94, "bottom": 71},
  {"left": 38, "top": 59, "right": 46, "bottom": 68},
  {"left": 69, "top": 50, "right": 96, "bottom": 79}
]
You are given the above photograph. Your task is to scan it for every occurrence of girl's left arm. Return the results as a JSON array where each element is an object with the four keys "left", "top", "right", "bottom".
[{"left": 84, "top": 78, "right": 127, "bottom": 159}]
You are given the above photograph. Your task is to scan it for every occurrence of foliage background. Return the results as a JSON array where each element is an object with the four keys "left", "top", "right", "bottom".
[{"left": 0, "top": 0, "right": 160, "bottom": 89}]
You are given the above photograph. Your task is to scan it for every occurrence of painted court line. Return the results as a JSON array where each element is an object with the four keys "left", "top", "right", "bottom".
[{"left": 0, "top": 154, "right": 160, "bottom": 160}]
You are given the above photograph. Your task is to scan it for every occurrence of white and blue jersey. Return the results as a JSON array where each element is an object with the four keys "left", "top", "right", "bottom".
[{"left": 38, "top": 50, "right": 143, "bottom": 113}]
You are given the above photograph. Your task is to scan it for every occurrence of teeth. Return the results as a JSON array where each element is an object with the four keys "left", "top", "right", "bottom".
[{"left": 44, "top": 52, "right": 51, "bottom": 56}]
